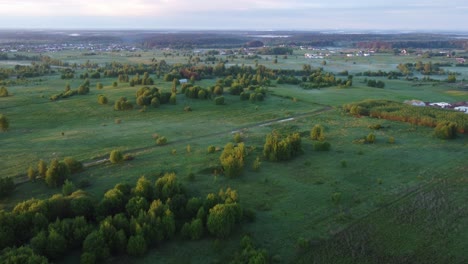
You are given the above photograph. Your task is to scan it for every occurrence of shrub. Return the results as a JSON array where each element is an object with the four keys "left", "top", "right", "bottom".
[
  {"left": 252, "top": 157, "right": 261, "bottom": 172},
  {"left": 366, "top": 133, "right": 376, "bottom": 143},
  {"left": 313, "top": 141, "right": 331, "bottom": 151},
  {"left": 62, "top": 179, "right": 76, "bottom": 196},
  {"left": 434, "top": 122, "right": 457, "bottom": 139},
  {"left": 114, "top": 97, "right": 133, "bottom": 111},
  {"left": 388, "top": 136, "right": 395, "bottom": 144},
  {"left": 150, "top": 97, "right": 160, "bottom": 108},
  {"left": 263, "top": 131, "right": 302, "bottom": 161},
  {"left": 0, "top": 114, "right": 9, "bottom": 131},
  {"left": 63, "top": 157, "right": 83, "bottom": 174},
  {"left": 0, "top": 177, "right": 14, "bottom": 198},
  {"left": 96, "top": 82, "right": 103, "bottom": 89},
  {"left": 0, "top": 86, "right": 8, "bottom": 97},
  {"left": 220, "top": 143, "right": 246, "bottom": 178},
  {"left": 45, "top": 159, "right": 70, "bottom": 187},
  {"left": 207, "top": 145, "right": 216, "bottom": 153},
  {"left": 97, "top": 95, "right": 108, "bottom": 105},
  {"left": 233, "top": 132, "right": 242, "bottom": 143},
  {"left": 109, "top": 150, "right": 124, "bottom": 164},
  {"left": 27, "top": 166, "right": 36, "bottom": 181},
  {"left": 214, "top": 96, "right": 225, "bottom": 105},
  {"left": 169, "top": 93, "right": 177, "bottom": 105},
  {"left": 310, "top": 124, "right": 324, "bottom": 140},
  {"left": 156, "top": 136, "right": 167, "bottom": 145}
]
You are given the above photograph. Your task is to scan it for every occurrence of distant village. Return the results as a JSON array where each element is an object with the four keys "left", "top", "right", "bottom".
[
  {"left": 0, "top": 42, "right": 139, "bottom": 53},
  {"left": 405, "top": 100, "right": 468, "bottom": 114}
]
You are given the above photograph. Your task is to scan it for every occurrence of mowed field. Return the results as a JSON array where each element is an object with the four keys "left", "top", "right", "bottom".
[{"left": 1, "top": 49, "right": 467, "bottom": 263}]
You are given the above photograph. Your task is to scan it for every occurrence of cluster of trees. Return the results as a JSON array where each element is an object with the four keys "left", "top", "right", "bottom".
[
  {"left": 366, "top": 79, "right": 385, "bottom": 88},
  {"left": 0, "top": 173, "right": 245, "bottom": 263},
  {"left": 50, "top": 79, "right": 90, "bottom": 101},
  {"left": 343, "top": 99, "right": 467, "bottom": 136},
  {"left": 263, "top": 131, "right": 302, "bottom": 161},
  {"left": 181, "top": 85, "right": 209, "bottom": 100},
  {"left": 434, "top": 122, "right": 458, "bottom": 139},
  {"left": 13, "top": 63, "right": 53, "bottom": 79},
  {"left": 60, "top": 68, "right": 74, "bottom": 79},
  {"left": 296, "top": 69, "right": 352, "bottom": 89},
  {"left": 128, "top": 72, "right": 154, "bottom": 86},
  {"left": 356, "top": 70, "right": 403, "bottom": 79},
  {"left": 256, "top": 47, "right": 293, "bottom": 55},
  {"left": 219, "top": 143, "right": 246, "bottom": 178},
  {"left": 396, "top": 61, "right": 445, "bottom": 75},
  {"left": 114, "top": 97, "right": 133, "bottom": 111},
  {"left": 134, "top": 86, "right": 173, "bottom": 108},
  {"left": 27, "top": 157, "right": 83, "bottom": 187}
]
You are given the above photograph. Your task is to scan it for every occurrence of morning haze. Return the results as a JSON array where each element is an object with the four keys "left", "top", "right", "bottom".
[{"left": 0, "top": 1, "right": 467, "bottom": 264}]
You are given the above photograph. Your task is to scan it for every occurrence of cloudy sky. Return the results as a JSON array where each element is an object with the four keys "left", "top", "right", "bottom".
[{"left": 0, "top": 0, "right": 467, "bottom": 31}]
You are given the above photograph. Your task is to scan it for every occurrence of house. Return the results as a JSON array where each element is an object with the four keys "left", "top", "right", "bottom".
[
  {"left": 454, "top": 106, "right": 468, "bottom": 114},
  {"left": 456, "top": 58, "right": 466, "bottom": 64},
  {"left": 179, "top": 79, "right": 188, "bottom": 84},
  {"left": 429, "top": 102, "right": 451, "bottom": 108},
  {"left": 404, "top": 100, "right": 426, "bottom": 107}
]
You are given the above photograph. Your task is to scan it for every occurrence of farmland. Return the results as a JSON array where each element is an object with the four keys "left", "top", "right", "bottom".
[{"left": 0, "top": 30, "right": 467, "bottom": 263}]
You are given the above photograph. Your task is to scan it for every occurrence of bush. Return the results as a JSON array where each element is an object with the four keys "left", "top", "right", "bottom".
[
  {"left": 45, "top": 159, "right": 70, "bottom": 187},
  {"left": 207, "top": 145, "right": 216, "bottom": 153},
  {"left": 0, "top": 86, "right": 8, "bottom": 97},
  {"left": 313, "top": 141, "right": 331, "bottom": 151},
  {"left": 109, "top": 150, "right": 124, "bottom": 164},
  {"left": 63, "top": 157, "right": 83, "bottom": 174},
  {"left": 62, "top": 180, "right": 76, "bottom": 196},
  {"left": 310, "top": 124, "right": 324, "bottom": 140},
  {"left": 0, "top": 114, "right": 9, "bottom": 131},
  {"left": 28, "top": 166, "right": 36, "bottom": 181},
  {"left": 263, "top": 132, "right": 302, "bottom": 161},
  {"left": 220, "top": 143, "right": 246, "bottom": 178},
  {"left": 169, "top": 93, "right": 177, "bottom": 105},
  {"left": 233, "top": 132, "right": 242, "bottom": 143},
  {"left": 0, "top": 177, "right": 14, "bottom": 198},
  {"left": 366, "top": 133, "right": 376, "bottom": 143},
  {"left": 97, "top": 95, "right": 108, "bottom": 105},
  {"left": 156, "top": 136, "right": 167, "bottom": 145},
  {"left": 214, "top": 96, "right": 225, "bottom": 105},
  {"left": 150, "top": 97, "right": 160, "bottom": 108},
  {"left": 434, "top": 122, "right": 457, "bottom": 139}
]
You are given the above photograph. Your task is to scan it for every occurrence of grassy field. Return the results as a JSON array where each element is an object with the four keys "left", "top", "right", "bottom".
[{"left": 0, "top": 48, "right": 467, "bottom": 263}]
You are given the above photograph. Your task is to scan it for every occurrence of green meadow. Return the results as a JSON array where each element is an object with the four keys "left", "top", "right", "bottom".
[{"left": 0, "top": 48, "right": 467, "bottom": 263}]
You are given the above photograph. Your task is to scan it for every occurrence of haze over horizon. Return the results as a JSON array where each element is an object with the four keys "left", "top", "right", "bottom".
[{"left": 0, "top": 0, "right": 467, "bottom": 32}]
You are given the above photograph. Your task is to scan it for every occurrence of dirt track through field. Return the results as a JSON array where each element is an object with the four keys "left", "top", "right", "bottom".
[{"left": 12, "top": 105, "right": 333, "bottom": 185}]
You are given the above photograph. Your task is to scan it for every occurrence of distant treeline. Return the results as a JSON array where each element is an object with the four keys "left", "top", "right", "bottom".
[{"left": 356, "top": 40, "right": 468, "bottom": 50}]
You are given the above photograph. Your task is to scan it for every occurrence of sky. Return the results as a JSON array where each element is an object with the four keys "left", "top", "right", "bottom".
[{"left": 0, "top": 0, "right": 467, "bottom": 31}]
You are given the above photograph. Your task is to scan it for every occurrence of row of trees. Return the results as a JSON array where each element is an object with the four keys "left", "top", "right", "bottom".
[
  {"left": 343, "top": 99, "right": 468, "bottom": 137},
  {"left": 0, "top": 173, "right": 245, "bottom": 263},
  {"left": 28, "top": 157, "right": 83, "bottom": 187},
  {"left": 50, "top": 79, "right": 91, "bottom": 101}
]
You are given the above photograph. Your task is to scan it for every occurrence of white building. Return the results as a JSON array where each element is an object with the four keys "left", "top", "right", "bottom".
[
  {"left": 454, "top": 106, "right": 468, "bottom": 113},
  {"left": 429, "top": 102, "right": 451, "bottom": 108}
]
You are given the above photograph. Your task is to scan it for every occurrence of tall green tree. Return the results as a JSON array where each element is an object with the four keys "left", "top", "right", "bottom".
[{"left": 45, "top": 159, "right": 70, "bottom": 187}]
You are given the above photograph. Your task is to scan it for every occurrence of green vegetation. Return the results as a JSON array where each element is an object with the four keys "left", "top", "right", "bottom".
[
  {"left": 343, "top": 100, "right": 468, "bottom": 133},
  {"left": 0, "top": 36, "right": 467, "bottom": 263}
]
